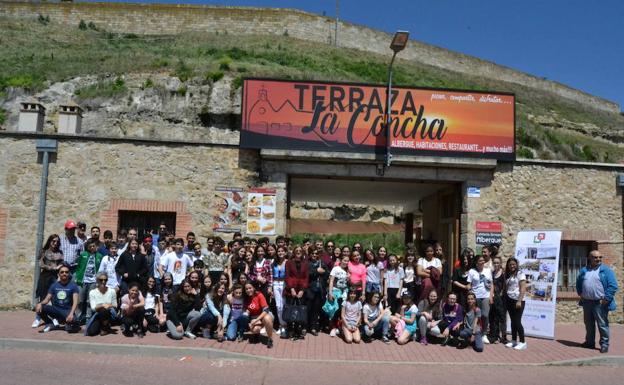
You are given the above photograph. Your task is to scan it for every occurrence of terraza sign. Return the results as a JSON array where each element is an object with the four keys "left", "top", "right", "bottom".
[{"left": 241, "top": 79, "right": 515, "bottom": 160}]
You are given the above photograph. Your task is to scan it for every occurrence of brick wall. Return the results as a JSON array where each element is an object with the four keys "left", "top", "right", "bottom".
[
  {"left": 100, "top": 199, "right": 193, "bottom": 238},
  {"left": 0, "top": 1, "right": 619, "bottom": 114}
]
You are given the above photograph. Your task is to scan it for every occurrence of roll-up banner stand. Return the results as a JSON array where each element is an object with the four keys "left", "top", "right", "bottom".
[{"left": 511, "top": 230, "right": 562, "bottom": 339}]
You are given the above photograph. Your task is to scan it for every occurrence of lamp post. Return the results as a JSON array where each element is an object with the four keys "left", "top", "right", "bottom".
[{"left": 384, "top": 31, "right": 409, "bottom": 169}]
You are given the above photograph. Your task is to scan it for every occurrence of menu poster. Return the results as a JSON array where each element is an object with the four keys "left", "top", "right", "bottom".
[
  {"left": 247, "top": 188, "right": 276, "bottom": 235},
  {"left": 212, "top": 187, "right": 244, "bottom": 233}
]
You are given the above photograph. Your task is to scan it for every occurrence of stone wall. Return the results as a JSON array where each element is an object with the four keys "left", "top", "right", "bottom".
[
  {"left": 0, "top": 135, "right": 267, "bottom": 307},
  {"left": 0, "top": 1, "right": 619, "bottom": 113},
  {"left": 467, "top": 162, "right": 624, "bottom": 322}
]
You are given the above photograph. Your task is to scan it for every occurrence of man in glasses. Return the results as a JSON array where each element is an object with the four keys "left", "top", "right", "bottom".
[
  {"left": 85, "top": 273, "right": 117, "bottom": 336},
  {"left": 35, "top": 265, "right": 79, "bottom": 333},
  {"left": 576, "top": 250, "right": 618, "bottom": 353}
]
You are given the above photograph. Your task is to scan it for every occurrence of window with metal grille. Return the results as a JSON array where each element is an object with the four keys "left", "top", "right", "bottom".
[
  {"left": 118, "top": 211, "right": 176, "bottom": 240},
  {"left": 558, "top": 241, "right": 595, "bottom": 290}
]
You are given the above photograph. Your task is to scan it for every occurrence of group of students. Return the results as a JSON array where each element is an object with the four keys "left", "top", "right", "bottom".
[{"left": 32, "top": 221, "right": 527, "bottom": 351}]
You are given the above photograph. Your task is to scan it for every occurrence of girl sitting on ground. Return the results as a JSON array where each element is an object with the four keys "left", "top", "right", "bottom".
[
  {"left": 361, "top": 291, "right": 390, "bottom": 343},
  {"left": 341, "top": 288, "right": 362, "bottom": 344},
  {"left": 390, "top": 293, "right": 419, "bottom": 345},
  {"left": 457, "top": 292, "right": 484, "bottom": 352},
  {"left": 417, "top": 288, "right": 442, "bottom": 345}
]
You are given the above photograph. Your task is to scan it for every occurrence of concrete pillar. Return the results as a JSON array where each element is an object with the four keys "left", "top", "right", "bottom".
[{"left": 18, "top": 101, "right": 45, "bottom": 132}]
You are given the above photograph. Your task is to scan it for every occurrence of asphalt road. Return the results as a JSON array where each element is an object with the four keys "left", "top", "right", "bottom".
[{"left": 1, "top": 348, "right": 621, "bottom": 385}]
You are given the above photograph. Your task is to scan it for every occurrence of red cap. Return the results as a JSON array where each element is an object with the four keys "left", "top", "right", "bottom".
[
  {"left": 64, "top": 220, "right": 77, "bottom": 230},
  {"left": 144, "top": 236, "right": 153, "bottom": 243}
]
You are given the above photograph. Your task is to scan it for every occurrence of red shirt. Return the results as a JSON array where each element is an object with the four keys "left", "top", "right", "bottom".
[{"left": 246, "top": 292, "right": 269, "bottom": 317}]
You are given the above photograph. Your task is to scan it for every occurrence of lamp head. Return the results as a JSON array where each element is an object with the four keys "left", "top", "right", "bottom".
[{"left": 390, "top": 31, "right": 410, "bottom": 53}]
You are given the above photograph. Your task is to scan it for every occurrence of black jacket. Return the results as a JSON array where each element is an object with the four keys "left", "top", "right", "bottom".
[{"left": 115, "top": 250, "right": 149, "bottom": 283}]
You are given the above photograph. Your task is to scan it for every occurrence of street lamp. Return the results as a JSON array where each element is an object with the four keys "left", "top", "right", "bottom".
[{"left": 384, "top": 30, "right": 409, "bottom": 169}]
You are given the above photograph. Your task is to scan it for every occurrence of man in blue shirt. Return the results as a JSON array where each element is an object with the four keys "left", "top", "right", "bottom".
[
  {"left": 35, "top": 265, "right": 80, "bottom": 333},
  {"left": 576, "top": 250, "right": 619, "bottom": 353}
]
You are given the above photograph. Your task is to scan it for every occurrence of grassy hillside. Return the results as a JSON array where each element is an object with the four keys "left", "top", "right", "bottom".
[{"left": 1, "top": 16, "right": 623, "bottom": 162}]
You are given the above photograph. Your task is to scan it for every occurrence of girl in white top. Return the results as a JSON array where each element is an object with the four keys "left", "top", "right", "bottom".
[
  {"left": 402, "top": 249, "right": 418, "bottom": 299},
  {"left": 341, "top": 289, "right": 362, "bottom": 344},
  {"left": 466, "top": 254, "right": 494, "bottom": 344},
  {"left": 505, "top": 257, "right": 527, "bottom": 349}
]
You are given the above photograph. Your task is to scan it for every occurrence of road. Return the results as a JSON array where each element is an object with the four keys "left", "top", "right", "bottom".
[{"left": 1, "top": 348, "right": 621, "bottom": 385}]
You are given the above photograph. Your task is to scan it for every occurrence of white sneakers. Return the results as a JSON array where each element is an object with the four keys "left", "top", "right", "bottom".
[
  {"left": 31, "top": 315, "right": 42, "bottom": 328},
  {"left": 184, "top": 331, "right": 197, "bottom": 339},
  {"left": 505, "top": 341, "right": 527, "bottom": 350},
  {"left": 482, "top": 335, "right": 490, "bottom": 344},
  {"left": 329, "top": 328, "right": 338, "bottom": 337},
  {"left": 514, "top": 342, "right": 527, "bottom": 350}
]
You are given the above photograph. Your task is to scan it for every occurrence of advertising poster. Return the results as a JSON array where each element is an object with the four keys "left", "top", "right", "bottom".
[
  {"left": 512, "top": 230, "right": 562, "bottom": 339},
  {"left": 246, "top": 188, "right": 276, "bottom": 235},
  {"left": 241, "top": 78, "right": 515, "bottom": 160},
  {"left": 212, "top": 187, "right": 244, "bottom": 233}
]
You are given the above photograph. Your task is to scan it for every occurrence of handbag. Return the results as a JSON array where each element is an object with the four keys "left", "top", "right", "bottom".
[{"left": 282, "top": 298, "right": 308, "bottom": 325}]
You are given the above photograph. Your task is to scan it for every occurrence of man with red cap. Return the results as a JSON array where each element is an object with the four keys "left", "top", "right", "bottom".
[{"left": 59, "top": 220, "right": 84, "bottom": 276}]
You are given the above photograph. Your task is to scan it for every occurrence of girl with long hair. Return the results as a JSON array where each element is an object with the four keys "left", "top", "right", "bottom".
[{"left": 504, "top": 257, "right": 527, "bottom": 350}]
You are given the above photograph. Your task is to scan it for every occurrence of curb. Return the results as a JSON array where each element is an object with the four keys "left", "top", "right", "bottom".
[
  {"left": 546, "top": 355, "right": 624, "bottom": 366},
  {"left": 2, "top": 337, "right": 623, "bottom": 367},
  {"left": 0, "top": 338, "right": 264, "bottom": 361}
]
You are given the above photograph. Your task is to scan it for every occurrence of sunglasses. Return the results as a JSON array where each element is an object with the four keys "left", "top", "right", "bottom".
[
  {"left": 98, "top": 279, "right": 107, "bottom": 283},
  {"left": 59, "top": 271, "right": 70, "bottom": 275}
]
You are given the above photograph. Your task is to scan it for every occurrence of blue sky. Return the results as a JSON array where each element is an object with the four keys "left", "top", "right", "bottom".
[{"left": 87, "top": 1, "right": 624, "bottom": 111}]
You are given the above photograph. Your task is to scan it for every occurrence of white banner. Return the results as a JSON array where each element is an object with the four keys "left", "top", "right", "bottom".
[{"left": 512, "top": 230, "right": 562, "bottom": 339}]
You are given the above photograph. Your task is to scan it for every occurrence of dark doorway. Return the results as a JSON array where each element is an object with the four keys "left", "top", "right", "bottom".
[{"left": 118, "top": 211, "right": 176, "bottom": 239}]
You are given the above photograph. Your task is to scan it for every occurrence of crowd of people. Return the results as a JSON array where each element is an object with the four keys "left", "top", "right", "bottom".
[{"left": 32, "top": 218, "right": 615, "bottom": 353}]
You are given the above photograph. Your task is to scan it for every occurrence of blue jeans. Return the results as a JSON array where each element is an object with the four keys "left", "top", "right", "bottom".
[
  {"left": 460, "top": 328, "right": 484, "bottom": 352},
  {"left": 361, "top": 314, "right": 389, "bottom": 338},
  {"left": 366, "top": 282, "right": 381, "bottom": 293},
  {"left": 226, "top": 314, "right": 250, "bottom": 341},
  {"left": 582, "top": 300, "right": 610, "bottom": 348},
  {"left": 40, "top": 304, "right": 71, "bottom": 326}
]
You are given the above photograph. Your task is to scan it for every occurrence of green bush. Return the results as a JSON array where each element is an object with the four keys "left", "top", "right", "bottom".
[
  {"left": 172, "top": 60, "right": 192, "bottom": 82},
  {"left": 87, "top": 22, "right": 97, "bottom": 31},
  {"left": 205, "top": 71, "right": 224, "bottom": 83},
  {"left": 516, "top": 146, "right": 534, "bottom": 159},
  {"left": 74, "top": 77, "right": 127, "bottom": 100},
  {"left": 37, "top": 14, "right": 50, "bottom": 26},
  {"left": 142, "top": 78, "right": 154, "bottom": 89},
  {"left": 151, "top": 58, "right": 169, "bottom": 68},
  {"left": 218, "top": 56, "right": 232, "bottom": 71},
  {"left": 0, "top": 107, "right": 6, "bottom": 125},
  {"left": 0, "top": 74, "right": 42, "bottom": 91},
  {"left": 291, "top": 232, "right": 406, "bottom": 255},
  {"left": 78, "top": 20, "right": 87, "bottom": 31},
  {"left": 232, "top": 76, "right": 243, "bottom": 90}
]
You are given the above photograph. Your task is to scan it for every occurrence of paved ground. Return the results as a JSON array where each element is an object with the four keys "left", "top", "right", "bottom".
[
  {"left": 1, "top": 348, "right": 623, "bottom": 385},
  {"left": 1, "top": 310, "right": 622, "bottom": 366}
]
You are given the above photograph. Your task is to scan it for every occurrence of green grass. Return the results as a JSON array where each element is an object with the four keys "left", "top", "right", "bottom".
[
  {"left": 74, "top": 77, "right": 127, "bottom": 100},
  {"left": 291, "top": 232, "right": 406, "bottom": 256},
  {"left": 0, "top": 17, "right": 623, "bottom": 162}
]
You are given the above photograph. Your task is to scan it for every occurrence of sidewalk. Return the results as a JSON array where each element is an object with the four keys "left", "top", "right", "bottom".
[{"left": 1, "top": 310, "right": 621, "bottom": 365}]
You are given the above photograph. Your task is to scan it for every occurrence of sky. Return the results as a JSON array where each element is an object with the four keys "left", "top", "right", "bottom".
[{"left": 85, "top": 0, "right": 624, "bottom": 111}]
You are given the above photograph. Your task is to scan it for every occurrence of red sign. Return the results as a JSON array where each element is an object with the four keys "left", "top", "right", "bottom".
[
  {"left": 241, "top": 78, "right": 515, "bottom": 160},
  {"left": 476, "top": 221, "right": 503, "bottom": 232}
]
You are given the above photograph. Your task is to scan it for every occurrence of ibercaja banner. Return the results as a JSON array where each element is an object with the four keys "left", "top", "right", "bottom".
[{"left": 240, "top": 78, "right": 515, "bottom": 160}]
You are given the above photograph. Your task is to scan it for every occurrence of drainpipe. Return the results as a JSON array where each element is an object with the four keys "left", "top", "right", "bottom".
[{"left": 31, "top": 139, "right": 58, "bottom": 307}]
